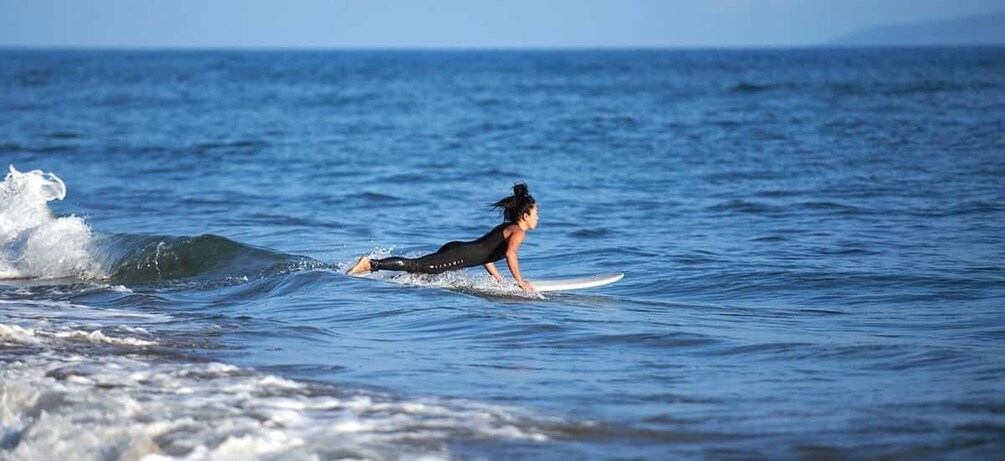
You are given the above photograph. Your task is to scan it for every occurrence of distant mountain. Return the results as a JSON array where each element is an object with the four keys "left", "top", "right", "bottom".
[{"left": 832, "top": 9, "right": 1005, "bottom": 46}]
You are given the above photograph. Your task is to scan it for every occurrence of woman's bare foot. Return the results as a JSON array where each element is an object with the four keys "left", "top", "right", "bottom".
[{"left": 347, "top": 256, "right": 372, "bottom": 276}]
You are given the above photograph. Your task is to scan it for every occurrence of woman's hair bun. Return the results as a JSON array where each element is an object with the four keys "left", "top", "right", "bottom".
[
  {"left": 513, "top": 182, "right": 529, "bottom": 197},
  {"left": 491, "top": 182, "right": 535, "bottom": 222}
]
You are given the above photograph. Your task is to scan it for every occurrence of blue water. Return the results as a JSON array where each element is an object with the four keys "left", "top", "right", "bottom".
[{"left": 1, "top": 48, "right": 1003, "bottom": 459}]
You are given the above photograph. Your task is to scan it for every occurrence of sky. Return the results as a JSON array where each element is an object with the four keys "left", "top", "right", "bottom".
[{"left": 0, "top": 0, "right": 1002, "bottom": 48}]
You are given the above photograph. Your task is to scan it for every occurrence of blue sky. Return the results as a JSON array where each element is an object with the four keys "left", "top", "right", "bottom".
[{"left": 1, "top": 0, "right": 1001, "bottom": 48}]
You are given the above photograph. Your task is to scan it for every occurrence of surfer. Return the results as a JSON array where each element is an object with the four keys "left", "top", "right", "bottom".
[{"left": 347, "top": 183, "right": 539, "bottom": 291}]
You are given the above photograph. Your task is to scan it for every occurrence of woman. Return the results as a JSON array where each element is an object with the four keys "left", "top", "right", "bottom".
[{"left": 347, "top": 183, "right": 539, "bottom": 291}]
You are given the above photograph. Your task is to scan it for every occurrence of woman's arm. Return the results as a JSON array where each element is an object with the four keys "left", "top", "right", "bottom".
[
  {"left": 483, "top": 262, "right": 504, "bottom": 282},
  {"left": 504, "top": 228, "right": 534, "bottom": 291}
]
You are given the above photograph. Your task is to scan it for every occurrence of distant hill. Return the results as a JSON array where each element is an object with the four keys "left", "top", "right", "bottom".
[{"left": 832, "top": 9, "right": 1005, "bottom": 46}]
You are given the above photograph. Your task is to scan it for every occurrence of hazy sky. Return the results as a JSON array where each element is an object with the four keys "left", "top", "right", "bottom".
[{"left": 1, "top": 0, "right": 1002, "bottom": 48}]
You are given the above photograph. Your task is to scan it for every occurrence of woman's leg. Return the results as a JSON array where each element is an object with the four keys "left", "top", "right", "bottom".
[
  {"left": 349, "top": 242, "right": 473, "bottom": 276},
  {"left": 371, "top": 257, "right": 419, "bottom": 272},
  {"left": 373, "top": 252, "right": 465, "bottom": 274}
]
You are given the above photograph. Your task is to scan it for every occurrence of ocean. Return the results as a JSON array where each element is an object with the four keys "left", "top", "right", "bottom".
[{"left": 1, "top": 48, "right": 1003, "bottom": 460}]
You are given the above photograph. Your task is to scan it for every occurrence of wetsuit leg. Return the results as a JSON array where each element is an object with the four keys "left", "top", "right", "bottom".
[
  {"left": 371, "top": 257, "right": 419, "bottom": 272},
  {"left": 371, "top": 242, "right": 476, "bottom": 275}
]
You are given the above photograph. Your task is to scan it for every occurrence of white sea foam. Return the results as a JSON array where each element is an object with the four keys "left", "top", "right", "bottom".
[
  {"left": 0, "top": 292, "right": 562, "bottom": 460},
  {"left": 0, "top": 166, "right": 103, "bottom": 280},
  {"left": 391, "top": 270, "right": 544, "bottom": 299},
  {"left": 52, "top": 328, "right": 158, "bottom": 346},
  {"left": 0, "top": 323, "right": 157, "bottom": 347},
  {"left": 0, "top": 298, "right": 168, "bottom": 349},
  {"left": 0, "top": 323, "right": 42, "bottom": 344},
  {"left": 0, "top": 351, "right": 562, "bottom": 460}
]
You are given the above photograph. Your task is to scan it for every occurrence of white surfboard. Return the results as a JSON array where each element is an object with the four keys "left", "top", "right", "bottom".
[{"left": 532, "top": 273, "right": 624, "bottom": 292}]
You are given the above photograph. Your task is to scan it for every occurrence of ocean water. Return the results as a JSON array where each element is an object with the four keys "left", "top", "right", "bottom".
[{"left": 1, "top": 48, "right": 1003, "bottom": 460}]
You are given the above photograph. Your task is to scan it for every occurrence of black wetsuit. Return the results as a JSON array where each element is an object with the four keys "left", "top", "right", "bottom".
[{"left": 371, "top": 222, "right": 513, "bottom": 274}]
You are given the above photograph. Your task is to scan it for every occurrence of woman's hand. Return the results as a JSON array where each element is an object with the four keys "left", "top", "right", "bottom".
[
  {"left": 484, "top": 263, "right": 505, "bottom": 283},
  {"left": 517, "top": 279, "right": 535, "bottom": 291}
]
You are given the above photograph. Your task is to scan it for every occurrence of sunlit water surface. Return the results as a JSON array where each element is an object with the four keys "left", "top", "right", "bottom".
[{"left": 1, "top": 48, "right": 1003, "bottom": 459}]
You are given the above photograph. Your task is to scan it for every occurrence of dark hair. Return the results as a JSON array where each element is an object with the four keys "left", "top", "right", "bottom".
[{"left": 491, "top": 182, "right": 536, "bottom": 223}]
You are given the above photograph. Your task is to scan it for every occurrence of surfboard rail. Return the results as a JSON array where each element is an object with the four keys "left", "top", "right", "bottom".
[{"left": 532, "top": 273, "right": 624, "bottom": 292}]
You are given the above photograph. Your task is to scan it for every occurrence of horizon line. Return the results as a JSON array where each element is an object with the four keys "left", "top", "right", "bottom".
[{"left": 2, "top": 43, "right": 1003, "bottom": 52}]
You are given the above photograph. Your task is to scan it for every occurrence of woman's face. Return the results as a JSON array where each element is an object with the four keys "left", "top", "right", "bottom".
[{"left": 524, "top": 204, "right": 539, "bottom": 230}]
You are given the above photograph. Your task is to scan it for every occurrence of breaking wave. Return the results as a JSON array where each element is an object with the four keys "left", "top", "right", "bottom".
[
  {"left": 0, "top": 166, "right": 99, "bottom": 280},
  {"left": 0, "top": 166, "right": 325, "bottom": 284}
]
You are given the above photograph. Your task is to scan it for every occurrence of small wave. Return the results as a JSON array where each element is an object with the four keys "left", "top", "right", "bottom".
[
  {"left": 729, "top": 82, "right": 792, "bottom": 93},
  {"left": 0, "top": 298, "right": 167, "bottom": 320},
  {"left": 0, "top": 322, "right": 156, "bottom": 347},
  {"left": 701, "top": 341, "right": 811, "bottom": 358},
  {"left": 569, "top": 228, "right": 611, "bottom": 239},
  {"left": 0, "top": 166, "right": 324, "bottom": 285},
  {"left": 381, "top": 172, "right": 428, "bottom": 183},
  {"left": 0, "top": 323, "right": 42, "bottom": 344},
  {"left": 751, "top": 235, "right": 786, "bottom": 242},
  {"left": 707, "top": 199, "right": 783, "bottom": 215},
  {"left": 305, "top": 91, "right": 379, "bottom": 107},
  {"left": 44, "top": 131, "right": 81, "bottom": 140},
  {"left": 904, "top": 200, "right": 1005, "bottom": 218},
  {"left": 887, "top": 81, "right": 969, "bottom": 95},
  {"left": 824, "top": 80, "right": 999, "bottom": 97},
  {"left": 195, "top": 139, "right": 270, "bottom": 151},
  {"left": 818, "top": 247, "right": 877, "bottom": 256},
  {"left": 797, "top": 201, "right": 865, "bottom": 214},
  {"left": 349, "top": 191, "right": 403, "bottom": 202},
  {"left": 583, "top": 331, "right": 717, "bottom": 349},
  {"left": 703, "top": 170, "right": 783, "bottom": 182},
  {"left": 52, "top": 329, "right": 157, "bottom": 347},
  {"left": 14, "top": 67, "right": 53, "bottom": 87},
  {"left": 478, "top": 167, "right": 520, "bottom": 178},
  {"left": 102, "top": 233, "right": 320, "bottom": 283},
  {"left": 0, "top": 298, "right": 168, "bottom": 349},
  {"left": 0, "top": 142, "right": 23, "bottom": 152},
  {"left": 1, "top": 352, "right": 582, "bottom": 460}
]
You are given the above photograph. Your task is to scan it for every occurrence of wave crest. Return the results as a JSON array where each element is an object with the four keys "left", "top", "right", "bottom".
[
  {"left": 0, "top": 166, "right": 101, "bottom": 280},
  {"left": 1, "top": 167, "right": 322, "bottom": 284},
  {"left": 104, "top": 233, "right": 315, "bottom": 283}
]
